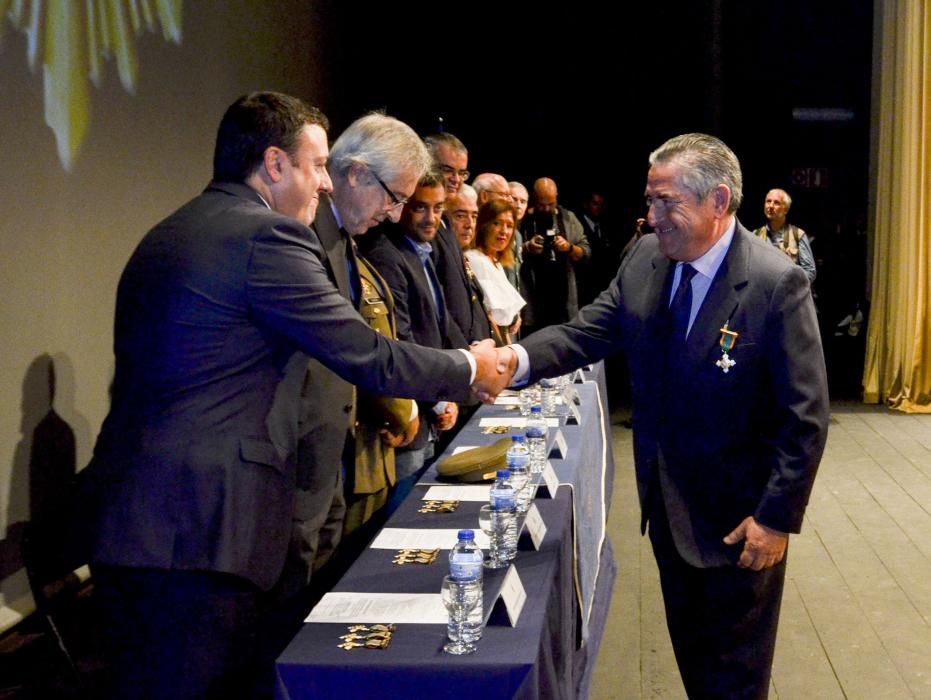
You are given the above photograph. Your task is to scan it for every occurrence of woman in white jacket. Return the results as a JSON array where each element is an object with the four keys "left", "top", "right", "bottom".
[{"left": 464, "top": 199, "right": 526, "bottom": 344}]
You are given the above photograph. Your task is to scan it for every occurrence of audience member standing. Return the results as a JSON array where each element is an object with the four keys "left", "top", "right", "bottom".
[{"left": 520, "top": 177, "right": 590, "bottom": 331}]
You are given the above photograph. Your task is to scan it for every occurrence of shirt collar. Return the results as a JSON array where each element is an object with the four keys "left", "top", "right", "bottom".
[
  {"left": 686, "top": 216, "right": 735, "bottom": 281},
  {"left": 406, "top": 236, "right": 433, "bottom": 261}
]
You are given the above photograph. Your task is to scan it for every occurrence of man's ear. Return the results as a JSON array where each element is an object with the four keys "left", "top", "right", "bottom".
[
  {"left": 712, "top": 184, "right": 731, "bottom": 216},
  {"left": 262, "top": 146, "right": 286, "bottom": 184},
  {"left": 345, "top": 161, "right": 367, "bottom": 188}
]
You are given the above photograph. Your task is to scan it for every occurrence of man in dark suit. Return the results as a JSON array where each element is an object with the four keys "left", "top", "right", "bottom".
[
  {"left": 424, "top": 132, "right": 490, "bottom": 345},
  {"left": 358, "top": 170, "right": 460, "bottom": 508},
  {"left": 495, "top": 134, "right": 829, "bottom": 698},
  {"left": 283, "top": 113, "right": 429, "bottom": 598},
  {"left": 81, "top": 93, "right": 504, "bottom": 699}
]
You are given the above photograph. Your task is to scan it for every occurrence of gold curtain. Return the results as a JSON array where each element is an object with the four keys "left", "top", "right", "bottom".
[{"left": 863, "top": 0, "right": 931, "bottom": 413}]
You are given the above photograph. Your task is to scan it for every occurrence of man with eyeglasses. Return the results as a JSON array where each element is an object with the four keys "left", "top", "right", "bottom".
[
  {"left": 473, "top": 172, "right": 514, "bottom": 206},
  {"left": 423, "top": 133, "right": 489, "bottom": 346},
  {"left": 425, "top": 132, "right": 470, "bottom": 196},
  {"left": 281, "top": 113, "right": 433, "bottom": 605},
  {"left": 358, "top": 169, "right": 462, "bottom": 509},
  {"left": 520, "top": 177, "right": 590, "bottom": 332}
]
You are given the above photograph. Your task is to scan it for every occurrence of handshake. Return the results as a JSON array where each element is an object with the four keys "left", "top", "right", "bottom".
[{"left": 469, "top": 339, "right": 518, "bottom": 403}]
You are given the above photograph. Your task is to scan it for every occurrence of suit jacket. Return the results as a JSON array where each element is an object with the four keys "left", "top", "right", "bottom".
[
  {"left": 358, "top": 224, "right": 457, "bottom": 449},
  {"left": 81, "top": 182, "right": 472, "bottom": 590},
  {"left": 433, "top": 221, "right": 490, "bottom": 345},
  {"left": 295, "top": 194, "right": 355, "bottom": 490},
  {"left": 521, "top": 222, "right": 829, "bottom": 567}
]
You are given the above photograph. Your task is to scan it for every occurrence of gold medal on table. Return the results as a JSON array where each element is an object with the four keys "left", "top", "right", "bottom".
[
  {"left": 339, "top": 624, "right": 395, "bottom": 649},
  {"left": 418, "top": 500, "right": 460, "bottom": 513},
  {"left": 715, "top": 322, "right": 739, "bottom": 374}
]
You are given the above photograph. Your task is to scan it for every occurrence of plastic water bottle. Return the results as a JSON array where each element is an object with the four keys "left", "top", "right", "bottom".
[
  {"left": 525, "top": 405, "right": 548, "bottom": 474},
  {"left": 449, "top": 529, "right": 484, "bottom": 642},
  {"left": 489, "top": 469, "right": 517, "bottom": 561},
  {"left": 539, "top": 377, "right": 559, "bottom": 417},
  {"left": 506, "top": 436, "right": 531, "bottom": 513}
]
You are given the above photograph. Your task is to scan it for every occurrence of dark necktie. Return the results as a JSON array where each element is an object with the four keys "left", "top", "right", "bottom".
[
  {"left": 344, "top": 233, "right": 361, "bottom": 306},
  {"left": 668, "top": 263, "right": 697, "bottom": 342},
  {"left": 413, "top": 244, "right": 444, "bottom": 323}
]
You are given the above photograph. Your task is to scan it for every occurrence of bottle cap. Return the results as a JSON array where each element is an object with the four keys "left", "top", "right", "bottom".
[
  {"left": 511, "top": 434, "right": 525, "bottom": 442},
  {"left": 531, "top": 405, "right": 542, "bottom": 413},
  {"left": 496, "top": 469, "right": 511, "bottom": 479},
  {"left": 457, "top": 529, "right": 475, "bottom": 540}
]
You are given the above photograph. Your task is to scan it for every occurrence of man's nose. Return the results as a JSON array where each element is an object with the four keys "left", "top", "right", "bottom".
[{"left": 319, "top": 168, "right": 333, "bottom": 193}]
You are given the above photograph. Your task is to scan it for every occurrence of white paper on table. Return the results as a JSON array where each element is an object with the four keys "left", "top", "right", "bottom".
[
  {"left": 478, "top": 417, "right": 560, "bottom": 429},
  {"left": 370, "top": 528, "right": 491, "bottom": 550},
  {"left": 424, "top": 485, "right": 491, "bottom": 502},
  {"left": 452, "top": 445, "right": 478, "bottom": 455},
  {"left": 493, "top": 395, "right": 522, "bottom": 406},
  {"left": 305, "top": 592, "right": 447, "bottom": 624}
]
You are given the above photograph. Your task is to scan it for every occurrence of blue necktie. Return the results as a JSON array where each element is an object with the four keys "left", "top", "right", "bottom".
[
  {"left": 413, "top": 244, "right": 444, "bottom": 323},
  {"left": 669, "top": 263, "right": 697, "bottom": 342}
]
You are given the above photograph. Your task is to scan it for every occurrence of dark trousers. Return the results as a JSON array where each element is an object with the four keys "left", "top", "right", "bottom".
[
  {"left": 93, "top": 565, "right": 274, "bottom": 700},
  {"left": 648, "top": 508, "right": 786, "bottom": 699}
]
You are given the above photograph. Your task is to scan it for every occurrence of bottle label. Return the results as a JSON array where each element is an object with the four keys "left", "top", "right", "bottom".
[
  {"left": 491, "top": 489, "right": 516, "bottom": 510},
  {"left": 450, "top": 556, "right": 482, "bottom": 581}
]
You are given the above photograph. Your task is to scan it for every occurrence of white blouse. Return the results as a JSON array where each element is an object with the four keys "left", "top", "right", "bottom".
[{"left": 464, "top": 249, "right": 526, "bottom": 326}]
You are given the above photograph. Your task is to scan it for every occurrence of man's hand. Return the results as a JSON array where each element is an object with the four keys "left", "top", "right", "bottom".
[
  {"left": 380, "top": 414, "right": 420, "bottom": 448},
  {"left": 524, "top": 235, "right": 544, "bottom": 255},
  {"left": 435, "top": 402, "right": 458, "bottom": 431},
  {"left": 470, "top": 339, "right": 516, "bottom": 403},
  {"left": 723, "top": 516, "right": 788, "bottom": 571},
  {"left": 553, "top": 235, "right": 571, "bottom": 254},
  {"left": 508, "top": 315, "right": 522, "bottom": 336}
]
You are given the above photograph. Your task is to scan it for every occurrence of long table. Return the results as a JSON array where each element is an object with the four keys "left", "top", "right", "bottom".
[{"left": 276, "top": 365, "right": 616, "bottom": 699}]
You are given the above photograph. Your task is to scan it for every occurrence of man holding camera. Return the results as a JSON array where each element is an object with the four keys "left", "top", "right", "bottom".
[{"left": 520, "top": 177, "right": 590, "bottom": 332}]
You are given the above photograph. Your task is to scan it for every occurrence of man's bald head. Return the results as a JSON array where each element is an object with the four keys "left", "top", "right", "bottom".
[
  {"left": 472, "top": 173, "right": 512, "bottom": 206},
  {"left": 533, "top": 177, "right": 559, "bottom": 215}
]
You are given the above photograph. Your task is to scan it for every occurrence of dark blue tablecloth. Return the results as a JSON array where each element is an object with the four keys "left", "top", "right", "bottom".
[{"left": 275, "top": 364, "right": 616, "bottom": 700}]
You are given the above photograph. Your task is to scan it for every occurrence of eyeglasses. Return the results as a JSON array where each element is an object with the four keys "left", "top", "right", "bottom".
[
  {"left": 372, "top": 171, "right": 409, "bottom": 210},
  {"left": 438, "top": 164, "right": 470, "bottom": 181}
]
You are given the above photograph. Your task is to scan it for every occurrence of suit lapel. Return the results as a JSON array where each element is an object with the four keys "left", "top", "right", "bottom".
[
  {"left": 647, "top": 249, "right": 674, "bottom": 343},
  {"left": 312, "top": 194, "right": 353, "bottom": 300},
  {"left": 686, "top": 222, "right": 751, "bottom": 363}
]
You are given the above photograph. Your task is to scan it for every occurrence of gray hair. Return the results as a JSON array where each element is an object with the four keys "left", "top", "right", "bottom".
[
  {"left": 769, "top": 188, "right": 792, "bottom": 211},
  {"left": 424, "top": 132, "right": 468, "bottom": 158},
  {"left": 457, "top": 183, "right": 478, "bottom": 203},
  {"left": 472, "top": 172, "right": 507, "bottom": 195},
  {"left": 329, "top": 112, "right": 432, "bottom": 184},
  {"left": 649, "top": 133, "right": 743, "bottom": 213}
]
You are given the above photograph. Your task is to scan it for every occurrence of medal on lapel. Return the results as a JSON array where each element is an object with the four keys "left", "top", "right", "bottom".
[{"left": 716, "top": 322, "right": 738, "bottom": 373}]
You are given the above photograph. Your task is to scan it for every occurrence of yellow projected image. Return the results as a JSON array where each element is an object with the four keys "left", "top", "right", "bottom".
[{"left": 2, "top": 0, "right": 183, "bottom": 171}]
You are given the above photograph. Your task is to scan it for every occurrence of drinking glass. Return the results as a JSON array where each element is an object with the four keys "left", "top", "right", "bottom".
[{"left": 441, "top": 575, "right": 481, "bottom": 654}]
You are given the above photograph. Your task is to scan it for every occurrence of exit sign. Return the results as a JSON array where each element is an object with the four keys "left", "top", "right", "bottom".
[{"left": 791, "top": 168, "right": 830, "bottom": 189}]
